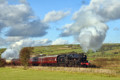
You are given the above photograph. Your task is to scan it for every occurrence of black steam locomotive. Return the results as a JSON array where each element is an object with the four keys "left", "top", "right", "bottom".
[{"left": 57, "top": 53, "right": 89, "bottom": 67}]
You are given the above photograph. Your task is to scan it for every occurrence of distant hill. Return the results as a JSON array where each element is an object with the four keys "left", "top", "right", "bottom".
[
  {"left": 32, "top": 44, "right": 83, "bottom": 55},
  {"left": 0, "top": 43, "right": 120, "bottom": 57}
]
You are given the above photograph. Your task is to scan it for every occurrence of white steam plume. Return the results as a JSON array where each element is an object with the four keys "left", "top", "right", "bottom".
[
  {"left": 61, "top": 0, "right": 120, "bottom": 52},
  {"left": 75, "top": 11, "right": 108, "bottom": 52},
  {"left": 1, "top": 39, "right": 51, "bottom": 59}
]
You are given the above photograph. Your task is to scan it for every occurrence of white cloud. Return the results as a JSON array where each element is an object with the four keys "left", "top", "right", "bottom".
[
  {"left": 31, "top": 39, "right": 52, "bottom": 46},
  {"left": 60, "top": 23, "right": 73, "bottom": 37},
  {"left": 0, "top": 36, "right": 25, "bottom": 48},
  {"left": 6, "top": 37, "right": 24, "bottom": 42},
  {"left": 60, "top": 0, "right": 120, "bottom": 52},
  {"left": 52, "top": 38, "right": 68, "bottom": 45},
  {"left": 0, "top": 37, "right": 6, "bottom": 46},
  {"left": 61, "top": 0, "right": 120, "bottom": 37},
  {"left": 19, "top": 0, "right": 27, "bottom": 3},
  {"left": 0, "top": 0, "right": 6, "bottom": 3},
  {"left": 6, "top": 20, "right": 49, "bottom": 37},
  {"left": 0, "top": 0, "right": 48, "bottom": 37},
  {"left": 74, "top": 0, "right": 120, "bottom": 22},
  {"left": 0, "top": 0, "right": 52, "bottom": 59},
  {"left": 43, "top": 10, "right": 70, "bottom": 23}
]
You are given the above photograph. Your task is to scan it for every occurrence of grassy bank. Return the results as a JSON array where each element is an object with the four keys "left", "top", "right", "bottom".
[{"left": 0, "top": 67, "right": 120, "bottom": 80}]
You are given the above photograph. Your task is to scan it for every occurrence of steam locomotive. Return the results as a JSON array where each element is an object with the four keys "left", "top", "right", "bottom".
[{"left": 10, "top": 52, "right": 90, "bottom": 67}]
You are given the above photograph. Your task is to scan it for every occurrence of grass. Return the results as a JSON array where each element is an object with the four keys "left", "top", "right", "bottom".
[
  {"left": 1, "top": 44, "right": 120, "bottom": 80},
  {"left": 0, "top": 67, "right": 120, "bottom": 80},
  {"left": 32, "top": 44, "right": 83, "bottom": 55}
]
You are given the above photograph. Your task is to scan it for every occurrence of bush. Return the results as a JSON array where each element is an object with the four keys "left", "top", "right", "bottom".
[
  {"left": 92, "top": 58, "right": 108, "bottom": 67},
  {"left": 0, "top": 58, "right": 6, "bottom": 67}
]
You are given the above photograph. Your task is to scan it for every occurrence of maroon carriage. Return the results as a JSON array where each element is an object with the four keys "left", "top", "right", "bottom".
[
  {"left": 29, "top": 55, "right": 57, "bottom": 66},
  {"left": 11, "top": 59, "right": 21, "bottom": 65}
]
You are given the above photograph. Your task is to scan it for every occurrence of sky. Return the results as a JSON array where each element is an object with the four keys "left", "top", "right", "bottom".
[
  {"left": 24, "top": 0, "right": 120, "bottom": 43},
  {"left": 28, "top": 0, "right": 120, "bottom": 43},
  {"left": 27, "top": 0, "right": 88, "bottom": 43},
  {"left": 1, "top": 0, "right": 120, "bottom": 59},
  {"left": 0, "top": 0, "right": 120, "bottom": 48}
]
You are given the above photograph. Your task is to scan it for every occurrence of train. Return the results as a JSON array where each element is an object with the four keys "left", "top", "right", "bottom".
[{"left": 5, "top": 52, "right": 90, "bottom": 67}]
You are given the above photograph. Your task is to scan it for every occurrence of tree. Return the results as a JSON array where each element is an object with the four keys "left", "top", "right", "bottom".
[
  {"left": 19, "top": 47, "right": 33, "bottom": 69},
  {"left": 0, "top": 49, "right": 6, "bottom": 67},
  {"left": 0, "top": 58, "right": 6, "bottom": 67},
  {"left": 0, "top": 48, "right": 6, "bottom": 58}
]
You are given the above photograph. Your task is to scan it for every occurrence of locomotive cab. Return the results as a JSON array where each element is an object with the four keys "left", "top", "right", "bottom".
[{"left": 57, "top": 54, "right": 67, "bottom": 66}]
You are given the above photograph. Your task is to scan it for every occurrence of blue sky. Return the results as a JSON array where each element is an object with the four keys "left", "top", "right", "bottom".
[
  {"left": 105, "top": 20, "right": 120, "bottom": 43},
  {"left": 28, "top": 0, "right": 88, "bottom": 18},
  {"left": 27, "top": 0, "right": 120, "bottom": 43},
  {"left": 27, "top": 0, "right": 83, "bottom": 43},
  {"left": 0, "top": 0, "right": 120, "bottom": 49},
  {"left": 27, "top": 0, "right": 90, "bottom": 43}
]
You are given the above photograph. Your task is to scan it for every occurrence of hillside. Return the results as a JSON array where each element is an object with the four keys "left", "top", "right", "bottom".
[
  {"left": 32, "top": 44, "right": 120, "bottom": 72},
  {"left": 0, "top": 43, "right": 120, "bottom": 75},
  {"left": 32, "top": 44, "right": 83, "bottom": 55},
  {"left": 0, "top": 44, "right": 120, "bottom": 56},
  {"left": 31, "top": 44, "right": 120, "bottom": 57}
]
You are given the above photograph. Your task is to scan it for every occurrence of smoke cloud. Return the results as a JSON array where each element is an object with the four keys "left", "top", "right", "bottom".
[
  {"left": 1, "top": 39, "right": 51, "bottom": 59},
  {"left": 61, "top": 0, "right": 120, "bottom": 52}
]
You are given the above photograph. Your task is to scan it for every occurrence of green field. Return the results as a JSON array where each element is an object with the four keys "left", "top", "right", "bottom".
[
  {"left": 0, "top": 67, "right": 120, "bottom": 80},
  {"left": 0, "top": 44, "right": 120, "bottom": 80}
]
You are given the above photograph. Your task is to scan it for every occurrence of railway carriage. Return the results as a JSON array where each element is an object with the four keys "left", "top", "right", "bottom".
[
  {"left": 5, "top": 52, "right": 90, "bottom": 67},
  {"left": 29, "top": 55, "right": 58, "bottom": 66}
]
